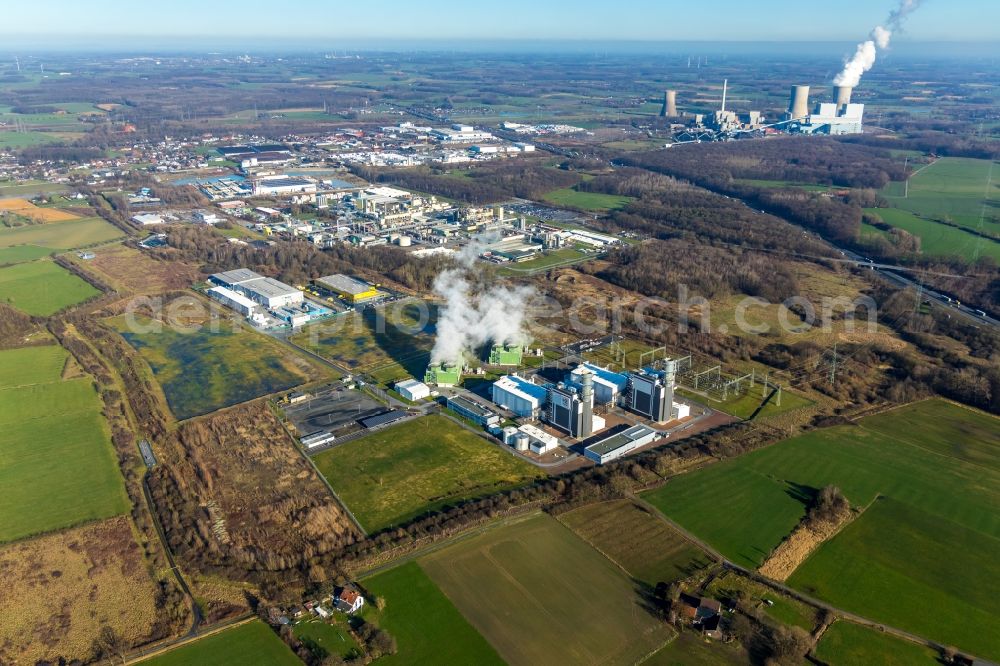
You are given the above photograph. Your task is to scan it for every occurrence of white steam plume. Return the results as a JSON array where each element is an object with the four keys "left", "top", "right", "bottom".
[
  {"left": 430, "top": 235, "right": 534, "bottom": 367},
  {"left": 834, "top": 0, "right": 924, "bottom": 87}
]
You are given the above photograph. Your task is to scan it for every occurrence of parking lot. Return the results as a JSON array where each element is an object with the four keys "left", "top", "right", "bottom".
[{"left": 284, "top": 387, "right": 386, "bottom": 435}]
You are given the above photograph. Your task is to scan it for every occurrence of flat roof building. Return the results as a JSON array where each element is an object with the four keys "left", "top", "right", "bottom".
[
  {"left": 447, "top": 394, "right": 500, "bottom": 427},
  {"left": 395, "top": 378, "right": 430, "bottom": 402},
  {"left": 210, "top": 269, "right": 303, "bottom": 309},
  {"left": 584, "top": 424, "right": 659, "bottom": 465},
  {"left": 208, "top": 285, "right": 258, "bottom": 317},
  {"left": 316, "top": 274, "right": 379, "bottom": 303},
  {"left": 492, "top": 375, "right": 547, "bottom": 418}
]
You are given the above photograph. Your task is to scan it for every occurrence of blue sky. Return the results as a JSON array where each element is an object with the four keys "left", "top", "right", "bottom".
[{"left": 2, "top": 0, "right": 997, "bottom": 44}]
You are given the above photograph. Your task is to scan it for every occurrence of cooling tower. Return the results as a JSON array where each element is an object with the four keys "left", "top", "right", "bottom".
[
  {"left": 834, "top": 85, "right": 854, "bottom": 109},
  {"left": 660, "top": 90, "right": 678, "bottom": 117},
  {"left": 788, "top": 85, "right": 810, "bottom": 119}
]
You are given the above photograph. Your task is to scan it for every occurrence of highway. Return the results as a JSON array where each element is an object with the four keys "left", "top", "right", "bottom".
[{"left": 837, "top": 247, "right": 1000, "bottom": 331}]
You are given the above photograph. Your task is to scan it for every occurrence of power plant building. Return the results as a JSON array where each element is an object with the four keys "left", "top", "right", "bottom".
[
  {"left": 210, "top": 269, "right": 303, "bottom": 309},
  {"left": 492, "top": 374, "right": 547, "bottom": 417},
  {"left": 626, "top": 362, "right": 688, "bottom": 424},
  {"left": 792, "top": 85, "right": 864, "bottom": 135},
  {"left": 447, "top": 394, "right": 500, "bottom": 427},
  {"left": 488, "top": 343, "right": 523, "bottom": 366},
  {"left": 546, "top": 369, "right": 605, "bottom": 440},
  {"left": 424, "top": 363, "right": 461, "bottom": 387},
  {"left": 570, "top": 363, "right": 628, "bottom": 405},
  {"left": 584, "top": 424, "right": 659, "bottom": 465}
]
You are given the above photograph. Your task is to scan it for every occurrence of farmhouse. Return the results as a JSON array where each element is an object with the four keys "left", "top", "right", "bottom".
[{"left": 333, "top": 585, "right": 365, "bottom": 614}]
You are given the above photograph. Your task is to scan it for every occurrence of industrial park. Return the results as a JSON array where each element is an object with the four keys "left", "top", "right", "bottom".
[{"left": 1, "top": 0, "right": 998, "bottom": 665}]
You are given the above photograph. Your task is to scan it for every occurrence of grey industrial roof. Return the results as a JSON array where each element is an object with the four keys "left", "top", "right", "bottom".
[
  {"left": 448, "top": 394, "right": 494, "bottom": 417},
  {"left": 360, "top": 410, "right": 408, "bottom": 429},
  {"left": 317, "top": 274, "right": 372, "bottom": 295},
  {"left": 585, "top": 424, "right": 656, "bottom": 457},
  {"left": 244, "top": 276, "right": 300, "bottom": 299},
  {"left": 211, "top": 268, "right": 263, "bottom": 285}
]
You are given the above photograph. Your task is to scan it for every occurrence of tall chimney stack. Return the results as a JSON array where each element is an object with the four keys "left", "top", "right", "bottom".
[
  {"left": 834, "top": 85, "right": 853, "bottom": 110},
  {"left": 788, "top": 85, "right": 810, "bottom": 119},
  {"left": 660, "top": 90, "right": 678, "bottom": 117}
]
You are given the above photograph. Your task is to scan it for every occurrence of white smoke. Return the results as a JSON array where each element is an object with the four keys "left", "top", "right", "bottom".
[
  {"left": 430, "top": 235, "right": 534, "bottom": 367},
  {"left": 833, "top": 0, "right": 923, "bottom": 87}
]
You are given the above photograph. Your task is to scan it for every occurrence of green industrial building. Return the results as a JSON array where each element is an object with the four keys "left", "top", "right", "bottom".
[
  {"left": 488, "top": 343, "right": 523, "bottom": 366},
  {"left": 424, "top": 363, "right": 462, "bottom": 387}
]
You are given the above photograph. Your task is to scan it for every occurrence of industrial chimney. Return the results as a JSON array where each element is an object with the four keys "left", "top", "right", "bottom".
[
  {"left": 788, "top": 85, "right": 810, "bottom": 119},
  {"left": 834, "top": 85, "right": 853, "bottom": 110},
  {"left": 660, "top": 90, "right": 678, "bottom": 117},
  {"left": 579, "top": 370, "right": 594, "bottom": 438}
]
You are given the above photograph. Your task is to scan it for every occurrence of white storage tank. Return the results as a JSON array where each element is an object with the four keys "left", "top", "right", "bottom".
[{"left": 397, "top": 235, "right": 412, "bottom": 247}]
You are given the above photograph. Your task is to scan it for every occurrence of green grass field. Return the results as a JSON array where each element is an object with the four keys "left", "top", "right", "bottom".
[
  {"left": 705, "top": 571, "right": 816, "bottom": 631},
  {"left": 881, "top": 157, "right": 999, "bottom": 233},
  {"left": 0, "top": 260, "right": 99, "bottom": 315},
  {"left": 112, "top": 314, "right": 319, "bottom": 420},
  {"left": 0, "top": 216, "right": 123, "bottom": 250},
  {"left": 0, "top": 244, "right": 54, "bottom": 265},
  {"left": 0, "top": 346, "right": 128, "bottom": 543},
  {"left": 361, "top": 561, "right": 503, "bottom": 665},
  {"left": 643, "top": 399, "right": 1000, "bottom": 659},
  {"left": 814, "top": 621, "right": 941, "bottom": 666},
  {"left": 291, "top": 303, "right": 436, "bottom": 384},
  {"left": 643, "top": 631, "right": 749, "bottom": 666},
  {"left": 558, "top": 500, "right": 711, "bottom": 586},
  {"left": 542, "top": 187, "right": 633, "bottom": 211},
  {"left": 864, "top": 207, "right": 1000, "bottom": 262},
  {"left": 419, "top": 514, "right": 674, "bottom": 665},
  {"left": 677, "top": 382, "right": 813, "bottom": 421},
  {"left": 292, "top": 617, "right": 362, "bottom": 661},
  {"left": 142, "top": 620, "right": 300, "bottom": 666},
  {"left": 312, "top": 415, "right": 544, "bottom": 531},
  {"left": 497, "top": 246, "right": 594, "bottom": 274}
]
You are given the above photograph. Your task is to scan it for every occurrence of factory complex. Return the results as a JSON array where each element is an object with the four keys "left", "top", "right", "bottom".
[{"left": 207, "top": 268, "right": 336, "bottom": 329}]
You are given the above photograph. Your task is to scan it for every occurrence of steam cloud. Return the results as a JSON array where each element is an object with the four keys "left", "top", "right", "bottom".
[
  {"left": 834, "top": 0, "right": 923, "bottom": 87},
  {"left": 430, "top": 235, "right": 534, "bottom": 367}
]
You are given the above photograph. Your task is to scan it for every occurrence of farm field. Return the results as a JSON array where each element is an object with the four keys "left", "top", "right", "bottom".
[
  {"left": 814, "top": 621, "right": 941, "bottom": 666},
  {"left": 291, "top": 302, "right": 436, "bottom": 384},
  {"left": 0, "top": 259, "right": 100, "bottom": 315},
  {"left": 111, "top": 309, "right": 322, "bottom": 420},
  {"left": 141, "top": 620, "right": 299, "bottom": 666},
  {"left": 0, "top": 243, "right": 54, "bottom": 265},
  {"left": 0, "top": 130, "right": 84, "bottom": 148},
  {"left": 643, "top": 399, "right": 1000, "bottom": 659},
  {"left": 558, "top": 500, "right": 712, "bottom": 586},
  {"left": 360, "top": 561, "right": 503, "bottom": 666},
  {"left": 0, "top": 180, "right": 71, "bottom": 197},
  {"left": 313, "top": 415, "right": 544, "bottom": 531},
  {"left": 0, "top": 345, "right": 129, "bottom": 543},
  {"left": 0, "top": 196, "right": 80, "bottom": 222},
  {"left": 0, "top": 516, "right": 168, "bottom": 665},
  {"left": 419, "top": 514, "right": 675, "bottom": 666},
  {"left": 881, "top": 157, "right": 999, "bottom": 233},
  {"left": 864, "top": 207, "right": 1000, "bottom": 262},
  {"left": 542, "top": 186, "right": 633, "bottom": 211},
  {"left": 0, "top": 215, "right": 123, "bottom": 250}
]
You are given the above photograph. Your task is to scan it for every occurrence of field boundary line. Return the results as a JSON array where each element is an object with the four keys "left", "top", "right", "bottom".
[{"left": 125, "top": 614, "right": 256, "bottom": 665}]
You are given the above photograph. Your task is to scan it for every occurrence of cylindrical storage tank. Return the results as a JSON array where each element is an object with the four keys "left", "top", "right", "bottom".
[
  {"left": 834, "top": 85, "right": 853, "bottom": 108},
  {"left": 788, "top": 85, "right": 810, "bottom": 119},
  {"left": 514, "top": 433, "right": 530, "bottom": 452},
  {"left": 397, "top": 235, "right": 412, "bottom": 247}
]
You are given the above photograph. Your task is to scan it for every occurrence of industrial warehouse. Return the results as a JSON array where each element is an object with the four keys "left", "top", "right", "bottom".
[{"left": 208, "top": 268, "right": 333, "bottom": 328}]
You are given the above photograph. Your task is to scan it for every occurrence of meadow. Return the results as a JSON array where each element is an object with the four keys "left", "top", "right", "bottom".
[
  {"left": 643, "top": 399, "right": 1000, "bottom": 659},
  {"left": 0, "top": 345, "right": 129, "bottom": 543},
  {"left": 0, "top": 259, "right": 100, "bottom": 315},
  {"left": 360, "top": 561, "right": 504, "bottom": 666},
  {"left": 814, "top": 621, "right": 941, "bottom": 666},
  {"left": 112, "top": 312, "right": 320, "bottom": 420},
  {"left": 312, "top": 415, "right": 544, "bottom": 531},
  {"left": 557, "top": 500, "right": 711, "bottom": 586},
  {"left": 0, "top": 516, "right": 167, "bottom": 665},
  {"left": 291, "top": 302, "right": 436, "bottom": 384},
  {"left": 542, "top": 187, "right": 633, "bottom": 211},
  {"left": 292, "top": 617, "right": 362, "bottom": 661},
  {"left": 642, "top": 632, "right": 749, "bottom": 666},
  {"left": 881, "top": 157, "right": 999, "bottom": 233},
  {"left": 141, "top": 620, "right": 300, "bottom": 666},
  {"left": 0, "top": 244, "right": 54, "bottom": 265},
  {"left": 0, "top": 197, "right": 80, "bottom": 222},
  {"left": 0, "top": 216, "right": 123, "bottom": 250},
  {"left": 678, "top": 382, "right": 813, "bottom": 421},
  {"left": 864, "top": 207, "right": 1000, "bottom": 262},
  {"left": 419, "top": 514, "right": 675, "bottom": 665}
]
